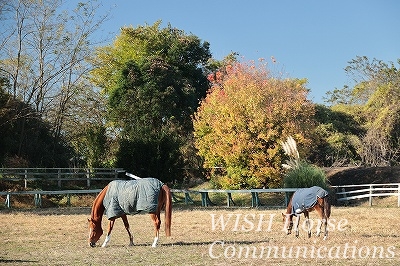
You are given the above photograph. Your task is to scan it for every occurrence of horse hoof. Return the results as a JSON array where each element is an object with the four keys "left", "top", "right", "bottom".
[{"left": 89, "top": 242, "right": 96, "bottom": 248}]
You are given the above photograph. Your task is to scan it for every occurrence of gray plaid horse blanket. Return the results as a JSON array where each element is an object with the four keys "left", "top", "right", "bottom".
[
  {"left": 290, "top": 186, "right": 328, "bottom": 216},
  {"left": 103, "top": 178, "right": 164, "bottom": 219}
]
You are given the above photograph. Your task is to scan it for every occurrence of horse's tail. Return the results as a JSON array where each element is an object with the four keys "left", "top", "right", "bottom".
[
  {"left": 323, "top": 196, "right": 331, "bottom": 219},
  {"left": 162, "top": 184, "right": 172, "bottom": 237}
]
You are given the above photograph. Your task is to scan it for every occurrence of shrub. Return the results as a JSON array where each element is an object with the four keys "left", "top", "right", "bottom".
[{"left": 283, "top": 161, "right": 329, "bottom": 189}]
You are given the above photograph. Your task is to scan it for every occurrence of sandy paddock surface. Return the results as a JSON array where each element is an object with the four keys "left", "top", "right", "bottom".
[{"left": 0, "top": 206, "right": 399, "bottom": 265}]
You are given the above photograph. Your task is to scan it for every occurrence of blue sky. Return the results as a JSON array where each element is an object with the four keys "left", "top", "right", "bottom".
[{"left": 92, "top": 0, "right": 399, "bottom": 103}]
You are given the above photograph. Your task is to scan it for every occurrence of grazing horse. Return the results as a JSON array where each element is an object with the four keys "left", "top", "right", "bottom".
[
  {"left": 88, "top": 177, "right": 172, "bottom": 247},
  {"left": 282, "top": 186, "right": 331, "bottom": 240}
]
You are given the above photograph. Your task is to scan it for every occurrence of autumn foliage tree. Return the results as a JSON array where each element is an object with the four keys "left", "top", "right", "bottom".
[{"left": 193, "top": 61, "right": 315, "bottom": 189}]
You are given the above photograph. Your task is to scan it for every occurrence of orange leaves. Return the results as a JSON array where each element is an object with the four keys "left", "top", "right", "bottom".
[{"left": 193, "top": 61, "right": 315, "bottom": 188}]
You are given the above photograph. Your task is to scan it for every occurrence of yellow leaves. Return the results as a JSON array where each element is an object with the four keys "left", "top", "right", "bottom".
[{"left": 193, "top": 61, "right": 315, "bottom": 188}]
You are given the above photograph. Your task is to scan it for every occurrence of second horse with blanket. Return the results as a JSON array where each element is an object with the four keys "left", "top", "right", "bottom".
[
  {"left": 88, "top": 178, "right": 172, "bottom": 247},
  {"left": 282, "top": 186, "right": 331, "bottom": 240}
]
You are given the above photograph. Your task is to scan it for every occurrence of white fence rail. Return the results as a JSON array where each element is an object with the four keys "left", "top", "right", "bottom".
[{"left": 333, "top": 183, "right": 400, "bottom": 207}]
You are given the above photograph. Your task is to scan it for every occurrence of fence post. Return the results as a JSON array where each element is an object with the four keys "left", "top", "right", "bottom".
[
  {"left": 34, "top": 194, "right": 42, "bottom": 208},
  {"left": 86, "top": 169, "right": 91, "bottom": 188},
  {"left": 369, "top": 185, "right": 373, "bottom": 207},
  {"left": 67, "top": 194, "right": 71, "bottom": 206},
  {"left": 24, "top": 169, "right": 28, "bottom": 189},
  {"left": 227, "top": 192, "right": 235, "bottom": 207},
  {"left": 251, "top": 192, "right": 261, "bottom": 207},
  {"left": 398, "top": 184, "right": 400, "bottom": 208},
  {"left": 341, "top": 188, "right": 349, "bottom": 206},
  {"left": 58, "top": 169, "right": 62, "bottom": 188},
  {"left": 184, "top": 192, "right": 194, "bottom": 204},
  {"left": 284, "top": 192, "right": 289, "bottom": 207},
  {"left": 5, "top": 194, "right": 11, "bottom": 208}
]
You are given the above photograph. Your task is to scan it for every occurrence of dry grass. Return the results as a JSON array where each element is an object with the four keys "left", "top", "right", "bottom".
[{"left": 0, "top": 206, "right": 399, "bottom": 265}]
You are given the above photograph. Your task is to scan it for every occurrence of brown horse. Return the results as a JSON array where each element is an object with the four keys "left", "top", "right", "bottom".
[
  {"left": 88, "top": 178, "right": 172, "bottom": 247},
  {"left": 282, "top": 186, "right": 331, "bottom": 240}
]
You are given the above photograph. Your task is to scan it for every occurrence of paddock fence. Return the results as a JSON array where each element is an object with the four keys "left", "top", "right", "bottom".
[
  {"left": 0, "top": 167, "right": 125, "bottom": 188},
  {"left": 333, "top": 183, "right": 400, "bottom": 207},
  {"left": 1, "top": 168, "right": 399, "bottom": 208}
]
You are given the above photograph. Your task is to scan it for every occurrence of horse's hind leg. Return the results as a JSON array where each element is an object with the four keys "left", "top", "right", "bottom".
[
  {"left": 316, "top": 218, "right": 322, "bottom": 237},
  {"left": 316, "top": 206, "right": 328, "bottom": 240},
  {"left": 322, "top": 216, "right": 328, "bottom": 240},
  {"left": 121, "top": 215, "right": 134, "bottom": 246},
  {"left": 304, "top": 212, "right": 311, "bottom": 238},
  {"left": 102, "top": 218, "right": 115, "bottom": 247},
  {"left": 150, "top": 213, "right": 161, "bottom": 247}
]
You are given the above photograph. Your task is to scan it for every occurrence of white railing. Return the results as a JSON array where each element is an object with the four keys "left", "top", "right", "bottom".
[{"left": 334, "top": 183, "right": 400, "bottom": 207}]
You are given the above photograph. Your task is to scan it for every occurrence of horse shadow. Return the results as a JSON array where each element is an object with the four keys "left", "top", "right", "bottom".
[
  {"left": 109, "top": 239, "right": 271, "bottom": 247},
  {"left": 0, "top": 259, "right": 38, "bottom": 264}
]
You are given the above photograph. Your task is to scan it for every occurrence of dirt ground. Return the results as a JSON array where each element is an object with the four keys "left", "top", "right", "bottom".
[{"left": 1, "top": 207, "right": 400, "bottom": 266}]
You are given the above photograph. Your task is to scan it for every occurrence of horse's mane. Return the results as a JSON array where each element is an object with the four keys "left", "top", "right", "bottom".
[{"left": 90, "top": 185, "right": 108, "bottom": 225}]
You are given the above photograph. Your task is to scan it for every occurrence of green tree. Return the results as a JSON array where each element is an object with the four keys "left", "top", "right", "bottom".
[
  {"left": 0, "top": 87, "right": 72, "bottom": 167},
  {"left": 309, "top": 104, "right": 363, "bottom": 167},
  {"left": 325, "top": 56, "right": 400, "bottom": 166},
  {"left": 193, "top": 61, "right": 315, "bottom": 189},
  {"left": 90, "top": 21, "right": 212, "bottom": 182}
]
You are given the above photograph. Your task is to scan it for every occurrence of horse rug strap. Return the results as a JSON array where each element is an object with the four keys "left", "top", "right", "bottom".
[
  {"left": 291, "top": 186, "right": 328, "bottom": 216},
  {"left": 103, "top": 178, "right": 164, "bottom": 219}
]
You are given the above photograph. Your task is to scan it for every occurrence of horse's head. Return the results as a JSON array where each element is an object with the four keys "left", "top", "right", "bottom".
[
  {"left": 88, "top": 218, "right": 103, "bottom": 247},
  {"left": 282, "top": 213, "right": 294, "bottom": 235}
]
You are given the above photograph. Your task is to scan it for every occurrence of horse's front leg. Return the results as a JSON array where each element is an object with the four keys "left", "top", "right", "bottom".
[
  {"left": 150, "top": 213, "right": 161, "bottom": 247},
  {"left": 121, "top": 215, "right": 134, "bottom": 246},
  {"left": 102, "top": 218, "right": 115, "bottom": 247},
  {"left": 294, "top": 215, "right": 300, "bottom": 238}
]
